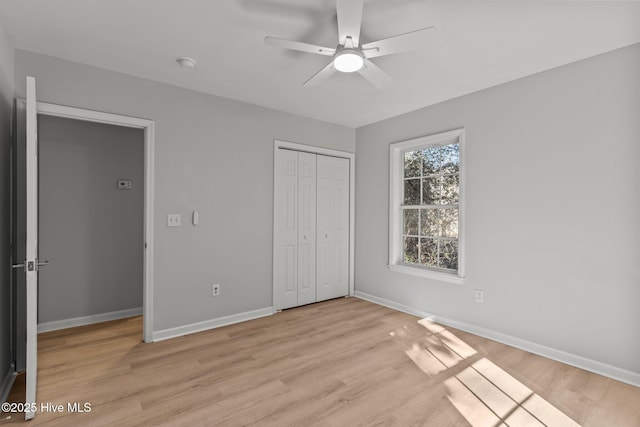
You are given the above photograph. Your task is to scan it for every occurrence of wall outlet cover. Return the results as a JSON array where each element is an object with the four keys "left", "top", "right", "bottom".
[
  {"left": 117, "top": 179, "right": 133, "bottom": 190},
  {"left": 167, "top": 214, "right": 182, "bottom": 227}
]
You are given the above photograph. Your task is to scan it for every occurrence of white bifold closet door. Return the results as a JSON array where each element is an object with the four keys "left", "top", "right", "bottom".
[
  {"left": 316, "top": 154, "right": 349, "bottom": 302},
  {"left": 273, "top": 149, "right": 349, "bottom": 310}
]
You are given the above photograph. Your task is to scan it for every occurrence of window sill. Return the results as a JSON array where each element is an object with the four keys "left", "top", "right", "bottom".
[{"left": 388, "top": 264, "right": 465, "bottom": 285}]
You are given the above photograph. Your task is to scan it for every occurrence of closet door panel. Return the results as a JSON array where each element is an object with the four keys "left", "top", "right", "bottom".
[
  {"left": 316, "top": 159, "right": 332, "bottom": 298},
  {"left": 297, "top": 152, "right": 316, "bottom": 306},
  {"left": 274, "top": 149, "right": 299, "bottom": 310},
  {"left": 316, "top": 155, "right": 350, "bottom": 302},
  {"left": 333, "top": 158, "right": 349, "bottom": 296}
]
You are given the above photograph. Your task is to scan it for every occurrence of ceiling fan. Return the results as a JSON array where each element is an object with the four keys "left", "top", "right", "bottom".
[{"left": 264, "top": 0, "right": 434, "bottom": 89}]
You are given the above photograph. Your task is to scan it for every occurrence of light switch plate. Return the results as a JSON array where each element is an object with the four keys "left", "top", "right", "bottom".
[{"left": 167, "top": 214, "right": 182, "bottom": 227}]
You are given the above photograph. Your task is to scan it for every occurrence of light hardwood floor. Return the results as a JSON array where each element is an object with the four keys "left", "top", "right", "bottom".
[{"left": 2, "top": 297, "right": 639, "bottom": 426}]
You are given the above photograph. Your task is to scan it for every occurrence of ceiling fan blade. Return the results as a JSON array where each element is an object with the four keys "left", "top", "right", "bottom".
[
  {"left": 361, "top": 26, "right": 435, "bottom": 59},
  {"left": 358, "top": 59, "right": 392, "bottom": 89},
  {"left": 336, "top": 0, "right": 364, "bottom": 47},
  {"left": 265, "top": 36, "right": 335, "bottom": 56},
  {"left": 303, "top": 62, "right": 337, "bottom": 87}
]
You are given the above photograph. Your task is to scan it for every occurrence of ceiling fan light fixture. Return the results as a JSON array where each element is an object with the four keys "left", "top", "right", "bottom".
[{"left": 333, "top": 50, "right": 364, "bottom": 73}]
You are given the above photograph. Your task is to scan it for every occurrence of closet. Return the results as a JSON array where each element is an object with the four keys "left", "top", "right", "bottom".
[{"left": 273, "top": 148, "right": 350, "bottom": 310}]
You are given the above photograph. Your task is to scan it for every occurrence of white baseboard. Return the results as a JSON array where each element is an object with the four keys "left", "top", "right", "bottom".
[
  {"left": 37, "top": 307, "right": 143, "bottom": 333},
  {"left": 355, "top": 291, "right": 640, "bottom": 388},
  {"left": 1, "top": 364, "right": 16, "bottom": 404},
  {"left": 152, "top": 307, "right": 273, "bottom": 342}
]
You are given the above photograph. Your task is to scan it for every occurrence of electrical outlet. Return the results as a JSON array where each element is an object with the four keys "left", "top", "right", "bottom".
[
  {"left": 117, "top": 179, "right": 133, "bottom": 190},
  {"left": 212, "top": 284, "right": 220, "bottom": 296},
  {"left": 475, "top": 289, "right": 484, "bottom": 303},
  {"left": 167, "top": 214, "right": 181, "bottom": 227}
]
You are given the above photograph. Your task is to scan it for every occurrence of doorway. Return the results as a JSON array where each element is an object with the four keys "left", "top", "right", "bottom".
[
  {"left": 15, "top": 100, "right": 155, "bottom": 347},
  {"left": 37, "top": 115, "right": 144, "bottom": 333},
  {"left": 36, "top": 102, "right": 155, "bottom": 342}
]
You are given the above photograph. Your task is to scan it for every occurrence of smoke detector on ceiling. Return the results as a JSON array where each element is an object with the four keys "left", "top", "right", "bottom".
[{"left": 177, "top": 57, "right": 197, "bottom": 68}]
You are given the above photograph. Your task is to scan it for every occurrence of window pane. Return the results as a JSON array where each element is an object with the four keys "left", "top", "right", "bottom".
[
  {"left": 404, "top": 209, "right": 419, "bottom": 235},
  {"left": 392, "top": 131, "right": 463, "bottom": 276},
  {"left": 422, "top": 177, "right": 440, "bottom": 205},
  {"left": 422, "top": 147, "right": 440, "bottom": 175},
  {"left": 404, "top": 151, "right": 421, "bottom": 178},
  {"left": 440, "top": 208, "right": 459, "bottom": 238},
  {"left": 404, "top": 237, "right": 419, "bottom": 264},
  {"left": 419, "top": 209, "right": 438, "bottom": 236},
  {"left": 404, "top": 179, "right": 420, "bottom": 205},
  {"left": 441, "top": 144, "right": 459, "bottom": 174},
  {"left": 439, "top": 239, "right": 458, "bottom": 270},
  {"left": 420, "top": 238, "right": 438, "bottom": 266},
  {"left": 441, "top": 174, "right": 459, "bottom": 205}
]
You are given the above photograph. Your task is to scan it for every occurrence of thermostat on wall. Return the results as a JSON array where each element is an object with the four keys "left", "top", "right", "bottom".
[{"left": 117, "top": 179, "right": 133, "bottom": 190}]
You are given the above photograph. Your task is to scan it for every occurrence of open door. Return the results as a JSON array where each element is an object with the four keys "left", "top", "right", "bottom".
[{"left": 12, "top": 76, "right": 43, "bottom": 420}]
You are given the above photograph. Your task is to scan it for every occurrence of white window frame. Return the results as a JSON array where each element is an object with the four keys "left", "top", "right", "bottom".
[{"left": 388, "top": 128, "right": 465, "bottom": 284}]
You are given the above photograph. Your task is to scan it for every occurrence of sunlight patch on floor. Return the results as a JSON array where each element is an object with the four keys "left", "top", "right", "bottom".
[
  {"left": 445, "top": 358, "right": 581, "bottom": 427},
  {"left": 394, "top": 318, "right": 581, "bottom": 427},
  {"left": 391, "top": 319, "right": 477, "bottom": 377}
]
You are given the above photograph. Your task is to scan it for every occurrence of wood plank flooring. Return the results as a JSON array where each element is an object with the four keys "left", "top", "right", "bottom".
[{"left": 2, "top": 297, "right": 639, "bottom": 426}]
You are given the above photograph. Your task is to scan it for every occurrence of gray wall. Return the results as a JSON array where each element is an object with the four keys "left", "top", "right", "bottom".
[
  {"left": 15, "top": 50, "right": 355, "bottom": 331},
  {"left": 38, "top": 116, "right": 144, "bottom": 324},
  {"left": 0, "top": 20, "right": 15, "bottom": 397},
  {"left": 355, "top": 43, "right": 640, "bottom": 374}
]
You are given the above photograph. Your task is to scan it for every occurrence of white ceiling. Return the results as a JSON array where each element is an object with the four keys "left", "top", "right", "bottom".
[{"left": 1, "top": 0, "right": 639, "bottom": 128}]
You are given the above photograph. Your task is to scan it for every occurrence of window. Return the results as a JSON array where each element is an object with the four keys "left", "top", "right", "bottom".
[{"left": 389, "top": 129, "right": 465, "bottom": 283}]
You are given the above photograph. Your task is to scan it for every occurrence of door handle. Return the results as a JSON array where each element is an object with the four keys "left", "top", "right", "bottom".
[{"left": 11, "top": 260, "right": 50, "bottom": 272}]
